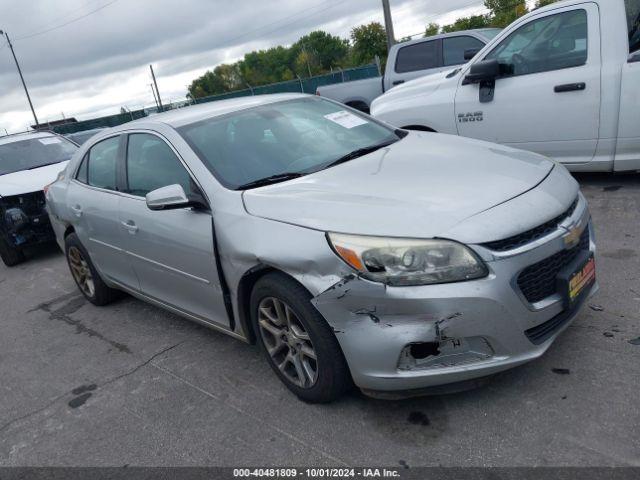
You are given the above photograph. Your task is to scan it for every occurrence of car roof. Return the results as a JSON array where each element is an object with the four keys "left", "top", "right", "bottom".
[
  {"left": 120, "top": 93, "right": 309, "bottom": 130},
  {"left": 394, "top": 28, "right": 502, "bottom": 49},
  {"left": 0, "top": 130, "right": 59, "bottom": 146}
]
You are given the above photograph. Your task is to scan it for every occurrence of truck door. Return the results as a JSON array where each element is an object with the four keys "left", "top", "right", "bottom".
[
  {"left": 454, "top": 4, "right": 601, "bottom": 165},
  {"left": 615, "top": 0, "right": 640, "bottom": 171}
]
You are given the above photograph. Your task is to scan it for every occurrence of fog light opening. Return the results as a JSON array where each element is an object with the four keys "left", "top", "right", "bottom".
[{"left": 409, "top": 342, "right": 440, "bottom": 359}]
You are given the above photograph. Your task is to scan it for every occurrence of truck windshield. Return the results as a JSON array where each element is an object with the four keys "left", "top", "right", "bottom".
[
  {"left": 0, "top": 136, "right": 78, "bottom": 176},
  {"left": 178, "top": 97, "right": 400, "bottom": 190},
  {"left": 627, "top": 0, "right": 640, "bottom": 53}
]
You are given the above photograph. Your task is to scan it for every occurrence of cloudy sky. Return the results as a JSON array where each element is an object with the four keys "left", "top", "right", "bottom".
[{"left": 0, "top": 0, "right": 492, "bottom": 133}]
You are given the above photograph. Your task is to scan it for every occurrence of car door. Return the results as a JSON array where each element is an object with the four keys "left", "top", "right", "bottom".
[
  {"left": 117, "top": 132, "right": 229, "bottom": 326},
  {"left": 454, "top": 4, "right": 601, "bottom": 164},
  {"left": 65, "top": 135, "right": 138, "bottom": 288}
]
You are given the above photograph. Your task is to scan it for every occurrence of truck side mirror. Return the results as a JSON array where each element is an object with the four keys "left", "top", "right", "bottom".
[
  {"left": 462, "top": 59, "right": 502, "bottom": 85},
  {"left": 463, "top": 48, "right": 481, "bottom": 61}
]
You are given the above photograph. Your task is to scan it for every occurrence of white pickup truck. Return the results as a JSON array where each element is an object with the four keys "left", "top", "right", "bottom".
[
  {"left": 371, "top": 0, "right": 640, "bottom": 172},
  {"left": 315, "top": 29, "right": 501, "bottom": 113}
]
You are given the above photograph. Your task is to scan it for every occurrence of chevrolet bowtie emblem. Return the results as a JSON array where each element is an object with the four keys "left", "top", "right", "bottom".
[{"left": 564, "top": 222, "right": 585, "bottom": 248}]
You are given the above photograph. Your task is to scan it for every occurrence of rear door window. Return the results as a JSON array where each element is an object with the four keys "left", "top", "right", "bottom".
[
  {"left": 76, "top": 154, "right": 88, "bottom": 184},
  {"left": 443, "top": 36, "right": 486, "bottom": 66},
  {"left": 87, "top": 137, "right": 119, "bottom": 190},
  {"left": 627, "top": 0, "right": 640, "bottom": 53},
  {"left": 395, "top": 40, "right": 440, "bottom": 73}
]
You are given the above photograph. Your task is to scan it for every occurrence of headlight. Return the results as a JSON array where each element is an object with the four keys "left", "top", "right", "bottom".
[{"left": 328, "top": 233, "right": 488, "bottom": 286}]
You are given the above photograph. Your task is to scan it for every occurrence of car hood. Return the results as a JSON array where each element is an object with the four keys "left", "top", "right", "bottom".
[
  {"left": 243, "top": 133, "right": 555, "bottom": 239},
  {"left": 0, "top": 161, "right": 68, "bottom": 198},
  {"left": 372, "top": 69, "right": 452, "bottom": 114}
]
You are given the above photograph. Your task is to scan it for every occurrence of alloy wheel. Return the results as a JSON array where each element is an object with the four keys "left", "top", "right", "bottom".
[
  {"left": 68, "top": 246, "right": 95, "bottom": 298},
  {"left": 257, "top": 296, "right": 318, "bottom": 388}
]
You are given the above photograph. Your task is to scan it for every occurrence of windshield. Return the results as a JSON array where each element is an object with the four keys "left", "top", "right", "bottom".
[
  {"left": 178, "top": 97, "right": 400, "bottom": 189},
  {"left": 0, "top": 135, "right": 78, "bottom": 176}
]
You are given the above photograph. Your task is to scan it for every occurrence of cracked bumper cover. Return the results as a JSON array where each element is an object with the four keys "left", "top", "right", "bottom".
[{"left": 311, "top": 223, "right": 597, "bottom": 393}]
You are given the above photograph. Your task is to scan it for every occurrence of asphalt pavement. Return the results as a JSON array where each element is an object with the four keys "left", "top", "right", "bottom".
[{"left": 0, "top": 173, "right": 638, "bottom": 467}]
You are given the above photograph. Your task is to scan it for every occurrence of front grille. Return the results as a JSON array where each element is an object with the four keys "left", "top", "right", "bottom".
[
  {"left": 517, "top": 226, "right": 590, "bottom": 304},
  {"left": 482, "top": 197, "right": 579, "bottom": 252}
]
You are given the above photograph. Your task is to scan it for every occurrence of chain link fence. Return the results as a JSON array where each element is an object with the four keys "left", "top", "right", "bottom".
[{"left": 52, "top": 63, "right": 379, "bottom": 135}]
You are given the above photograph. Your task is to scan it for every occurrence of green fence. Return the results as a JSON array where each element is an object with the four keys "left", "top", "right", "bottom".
[
  {"left": 52, "top": 109, "right": 147, "bottom": 135},
  {"left": 193, "top": 63, "right": 380, "bottom": 105},
  {"left": 52, "top": 63, "right": 380, "bottom": 134}
]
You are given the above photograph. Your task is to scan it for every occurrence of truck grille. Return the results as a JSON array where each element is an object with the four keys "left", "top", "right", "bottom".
[
  {"left": 517, "top": 226, "right": 590, "bottom": 304},
  {"left": 482, "top": 197, "right": 579, "bottom": 252}
]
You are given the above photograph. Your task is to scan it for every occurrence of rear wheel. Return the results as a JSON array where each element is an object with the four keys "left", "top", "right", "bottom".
[
  {"left": 65, "top": 233, "right": 120, "bottom": 306},
  {"left": 0, "top": 236, "right": 25, "bottom": 267},
  {"left": 250, "top": 272, "right": 351, "bottom": 403}
]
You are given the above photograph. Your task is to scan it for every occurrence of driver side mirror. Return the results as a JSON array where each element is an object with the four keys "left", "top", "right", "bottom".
[
  {"left": 146, "top": 184, "right": 208, "bottom": 211},
  {"left": 462, "top": 59, "right": 511, "bottom": 85}
]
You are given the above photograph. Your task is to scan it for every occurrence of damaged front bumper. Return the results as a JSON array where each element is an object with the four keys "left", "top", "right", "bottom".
[
  {"left": 311, "top": 221, "right": 597, "bottom": 394},
  {"left": 1, "top": 191, "right": 56, "bottom": 249}
]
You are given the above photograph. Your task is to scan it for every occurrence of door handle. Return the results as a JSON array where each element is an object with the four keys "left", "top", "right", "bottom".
[
  {"left": 70, "top": 205, "right": 82, "bottom": 217},
  {"left": 392, "top": 80, "right": 405, "bottom": 86},
  {"left": 121, "top": 220, "right": 138, "bottom": 234},
  {"left": 554, "top": 82, "right": 586, "bottom": 93}
]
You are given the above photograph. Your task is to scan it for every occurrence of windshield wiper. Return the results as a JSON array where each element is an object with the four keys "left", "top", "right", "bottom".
[
  {"left": 323, "top": 140, "right": 397, "bottom": 170},
  {"left": 236, "top": 172, "right": 305, "bottom": 190}
]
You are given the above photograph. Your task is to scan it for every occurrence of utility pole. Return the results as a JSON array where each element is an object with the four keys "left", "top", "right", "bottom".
[
  {"left": 149, "top": 64, "right": 163, "bottom": 112},
  {"left": 381, "top": 0, "right": 396, "bottom": 51},
  {"left": 0, "top": 30, "right": 39, "bottom": 127},
  {"left": 149, "top": 83, "right": 159, "bottom": 109}
]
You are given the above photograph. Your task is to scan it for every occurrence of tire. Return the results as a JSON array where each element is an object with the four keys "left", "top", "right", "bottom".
[
  {"left": 64, "top": 233, "right": 121, "bottom": 306},
  {"left": 250, "top": 272, "right": 351, "bottom": 403},
  {"left": 0, "top": 236, "right": 25, "bottom": 267}
]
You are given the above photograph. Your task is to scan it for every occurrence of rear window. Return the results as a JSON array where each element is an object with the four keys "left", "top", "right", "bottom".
[
  {"left": 0, "top": 136, "right": 78, "bottom": 176},
  {"left": 395, "top": 40, "right": 440, "bottom": 73},
  {"left": 627, "top": 0, "right": 640, "bottom": 53}
]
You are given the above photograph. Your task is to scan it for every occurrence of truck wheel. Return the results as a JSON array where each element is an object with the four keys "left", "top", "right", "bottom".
[
  {"left": 0, "top": 237, "right": 25, "bottom": 267},
  {"left": 65, "top": 233, "right": 121, "bottom": 306},
  {"left": 250, "top": 272, "right": 351, "bottom": 403}
]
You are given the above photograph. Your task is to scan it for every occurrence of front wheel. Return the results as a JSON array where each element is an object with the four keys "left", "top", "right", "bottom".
[
  {"left": 250, "top": 272, "right": 351, "bottom": 403},
  {"left": 0, "top": 236, "right": 25, "bottom": 267}
]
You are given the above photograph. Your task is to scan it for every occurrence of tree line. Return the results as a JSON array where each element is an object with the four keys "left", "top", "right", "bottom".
[{"left": 187, "top": 0, "right": 559, "bottom": 100}]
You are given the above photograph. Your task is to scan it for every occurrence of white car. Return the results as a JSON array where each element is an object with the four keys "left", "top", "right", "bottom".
[
  {"left": 371, "top": 0, "right": 640, "bottom": 172},
  {"left": 0, "top": 131, "right": 77, "bottom": 266}
]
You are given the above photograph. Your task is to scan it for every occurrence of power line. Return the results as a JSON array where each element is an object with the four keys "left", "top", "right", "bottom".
[
  {"left": 220, "top": 0, "right": 344, "bottom": 47},
  {"left": 16, "top": 0, "right": 106, "bottom": 39},
  {"left": 15, "top": 0, "right": 120, "bottom": 41}
]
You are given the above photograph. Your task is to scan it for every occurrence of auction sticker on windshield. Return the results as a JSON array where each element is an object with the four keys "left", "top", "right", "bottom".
[
  {"left": 39, "top": 137, "right": 62, "bottom": 145},
  {"left": 324, "top": 110, "right": 368, "bottom": 129}
]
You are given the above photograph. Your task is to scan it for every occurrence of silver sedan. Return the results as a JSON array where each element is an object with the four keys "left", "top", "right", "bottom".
[{"left": 45, "top": 93, "right": 597, "bottom": 402}]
